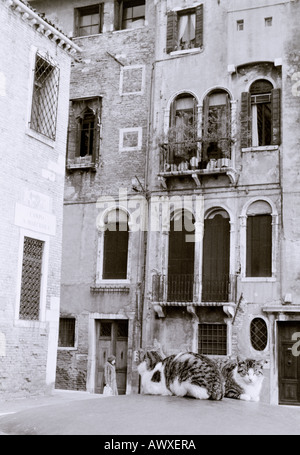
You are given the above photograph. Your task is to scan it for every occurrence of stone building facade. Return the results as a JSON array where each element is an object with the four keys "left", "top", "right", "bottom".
[
  {"left": 0, "top": 0, "right": 79, "bottom": 397},
  {"left": 30, "top": 0, "right": 300, "bottom": 406}
]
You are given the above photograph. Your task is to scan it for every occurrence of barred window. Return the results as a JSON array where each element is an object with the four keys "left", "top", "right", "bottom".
[
  {"left": 198, "top": 323, "right": 227, "bottom": 356},
  {"left": 30, "top": 53, "right": 60, "bottom": 140},
  {"left": 58, "top": 318, "right": 76, "bottom": 348},
  {"left": 19, "top": 237, "right": 44, "bottom": 321},
  {"left": 250, "top": 318, "right": 268, "bottom": 351}
]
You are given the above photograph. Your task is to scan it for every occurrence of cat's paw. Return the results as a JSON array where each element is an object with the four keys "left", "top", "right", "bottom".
[{"left": 240, "top": 394, "right": 251, "bottom": 401}]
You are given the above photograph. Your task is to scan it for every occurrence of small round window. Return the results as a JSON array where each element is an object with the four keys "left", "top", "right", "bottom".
[{"left": 250, "top": 318, "right": 268, "bottom": 351}]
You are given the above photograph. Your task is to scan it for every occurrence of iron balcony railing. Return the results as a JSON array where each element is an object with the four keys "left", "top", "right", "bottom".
[
  {"left": 152, "top": 273, "right": 231, "bottom": 304},
  {"left": 160, "top": 138, "right": 231, "bottom": 173},
  {"left": 201, "top": 276, "right": 231, "bottom": 303}
]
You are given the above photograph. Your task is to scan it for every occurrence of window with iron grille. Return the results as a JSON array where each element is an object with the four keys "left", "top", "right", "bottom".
[
  {"left": 30, "top": 53, "right": 60, "bottom": 140},
  {"left": 19, "top": 237, "right": 44, "bottom": 321},
  {"left": 58, "top": 318, "right": 76, "bottom": 348},
  {"left": 198, "top": 323, "right": 227, "bottom": 356},
  {"left": 250, "top": 318, "right": 268, "bottom": 351}
]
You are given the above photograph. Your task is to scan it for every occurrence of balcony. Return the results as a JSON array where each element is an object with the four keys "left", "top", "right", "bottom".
[
  {"left": 151, "top": 273, "right": 235, "bottom": 319},
  {"left": 158, "top": 138, "right": 238, "bottom": 187}
]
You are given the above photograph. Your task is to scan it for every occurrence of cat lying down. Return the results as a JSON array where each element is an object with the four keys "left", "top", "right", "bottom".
[{"left": 138, "top": 351, "right": 266, "bottom": 402}]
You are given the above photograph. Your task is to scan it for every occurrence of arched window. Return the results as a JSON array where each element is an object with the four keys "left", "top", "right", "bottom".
[
  {"left": 246, "top": 201, "right": 272, "bottom": 277},
  {"left": 241, "top": 79, "right": 281, "bottom": 148},
  {"left": 168, "top": 93, "right": 198, "bottom": 165},
  {"left": 103, "top": 210, "right": 129, "bottom": 280},
  {"left": 168, "top": 210, "right": 195, "bottom": 302},
  {"left": 202, "top": 90, "right": 231, "bottom": 163},
  {"left": 250, "top": 318, "right": 268, "bottom": 351}
]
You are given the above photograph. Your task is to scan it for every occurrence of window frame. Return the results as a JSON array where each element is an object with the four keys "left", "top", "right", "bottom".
[
  {"left": 198, "top": 323, "right": 228, "bottom": 356},
  {"left": 118, "top": 0, "right": 146, "bottom": 31},
  {"left": 66, "top": 96, "right": 102, "bottom": 170},
  {"left": 15, "top": 230, "right": 50, "bottom": 328},
  {"left": 29, "top": 52, "right": 60, "bottom": 141},
  {"left": 240, "top": 79, "right": 281, "bottom": 150},
  {"left": 96, "top": 208, "right": 131, "bottom": 285},
  {"left": 250, "top": 317, "right": 268, "bottom": 352},
  {"left": 240, "top": 199, "right": 278, "bottom": 282},
  {"left": 74, "top": 4, "right": 103, "bottom": 37},
  {"left": 166, "top": 4, "right": 204, "bottom": 54},
  {"left": 58, "top": 317, "right": 77, "bottom": 350}
]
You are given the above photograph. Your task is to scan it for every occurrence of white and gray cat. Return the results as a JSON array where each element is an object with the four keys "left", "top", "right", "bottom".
[
  {"left": 138, "top": 351, "right": 266, "bottom": 402},
  {"left": 215, "top": 357, "right": 267, "bottom": 402}
]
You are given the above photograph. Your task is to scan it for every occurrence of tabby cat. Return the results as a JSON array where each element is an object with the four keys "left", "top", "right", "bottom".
[
  {"left": 215, "top": 357, "right": 266, "bottom": 402},
  {"left": 138, "top": 351, "right": 225, "bottom": 401}
]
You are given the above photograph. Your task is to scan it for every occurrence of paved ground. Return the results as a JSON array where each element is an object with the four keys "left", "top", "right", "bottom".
[{"left": 0, "top": 389, "right": 300, "bottom": 436}]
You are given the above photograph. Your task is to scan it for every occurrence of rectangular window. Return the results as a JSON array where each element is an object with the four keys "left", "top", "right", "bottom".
[
  {"left": 166, "top": 5, "right": 203, "bottom": 54},
  {"left": 251, "top": 94, "right": 272, "bottom": 147},
  {"left": 198, "top": 323, "right": 227, "bottom": 356},
  {"left": 58, "top": 318, "right": 76, "bottom": 348},
  {"left": 75, "top": 4, "right": 103, "bottom": 37},
  {"left": 30, "top": 53, "right": 60, "bottom": 140},
  {"left": 121, "top": 0, "right": 145, "bottom": 30},
  {"left": 19, "top": 237, "right": 44, "bottom": 321},
  {"left": 237, "top": 20, "right": 244, "bottom": 31},
  {"left": 178, "top": 11, "right": 196, "bottom": 50},
  {"left": 265, "top": 17, "right": 272, "bottom": 27},
  {"left": 246, "top": 214, "right": 272, "bottom": 277}
]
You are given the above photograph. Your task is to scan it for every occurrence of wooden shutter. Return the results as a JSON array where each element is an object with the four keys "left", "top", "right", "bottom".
[
  {"left": 202, "top": 215, "right": 230, "bottom": 302},
  {"left": 271, "top": 88, "right": 281, "bottom": 145},
  {"left": 103, "top": 223, "right": 128, "bottom": 279},
  {"left": 195, "top": 4, "right": 204, "bottom": 48},
  {"left": 114, "top": 0, "right": 123, "bottom": 31},
  {"left": 98, "top": 3, "right": 104, "bottom": 33},
  {"left": 246, "top": 215, "right": 272, "bottom": 277},
  {"left": 240, "top": 92, "right": 252, "bottom": 148},
  {"left": 74, "top": 8, "right": 80, "bottom": 37},
  {"left": 166, "top": 11, "right": 178, "bottom": 54}
]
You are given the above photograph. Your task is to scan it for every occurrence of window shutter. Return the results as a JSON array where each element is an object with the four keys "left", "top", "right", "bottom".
[
  {"left": 166, "top": 11, "right": 177, "bottom": 54},
  {"left": 246, "top": 215, "right": 272, "bottom": 277},
  {"left": 195, "top": 4, "right": 204, "bottom": 48},
  {"left": 74, "top": 9, "right": 80, "bottom": 37},
  {"left": 98, "top": 3, "right": 103, "bottom": 33},
  {"left": 271, "top": 88, "right": 281, "bottom": 145},
  {"left": 240, "top": 92, "right": 252, "bottom": 148},
  {"left": 114, "top": 0, "right": 123, "bottom": 30},
  {"left": 103, "top": 223, "right": 128, "bottom": 279}
]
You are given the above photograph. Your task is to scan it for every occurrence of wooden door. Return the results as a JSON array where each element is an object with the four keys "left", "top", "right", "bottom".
[
  {"left": 202, "top": 214, "right": 230, "bottom": 302},
  {"left": 278, "top": 322, "right": 300, "bottom": 405},
  {"left": 95, "top": 320, "right": 128, "bottom": 395}
]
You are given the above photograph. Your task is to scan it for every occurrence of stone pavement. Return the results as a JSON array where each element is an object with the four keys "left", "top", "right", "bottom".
[{"left": 0, "top": 390, "right": 300, "bottom": 435}]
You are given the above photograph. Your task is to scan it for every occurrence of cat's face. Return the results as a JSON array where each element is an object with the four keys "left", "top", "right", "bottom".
[
  {"left": 137, "top": 351, "right": 163, "bottom": 375},
  {"left": 236, "top": 359, "right": 265, "bottom": 385}
]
